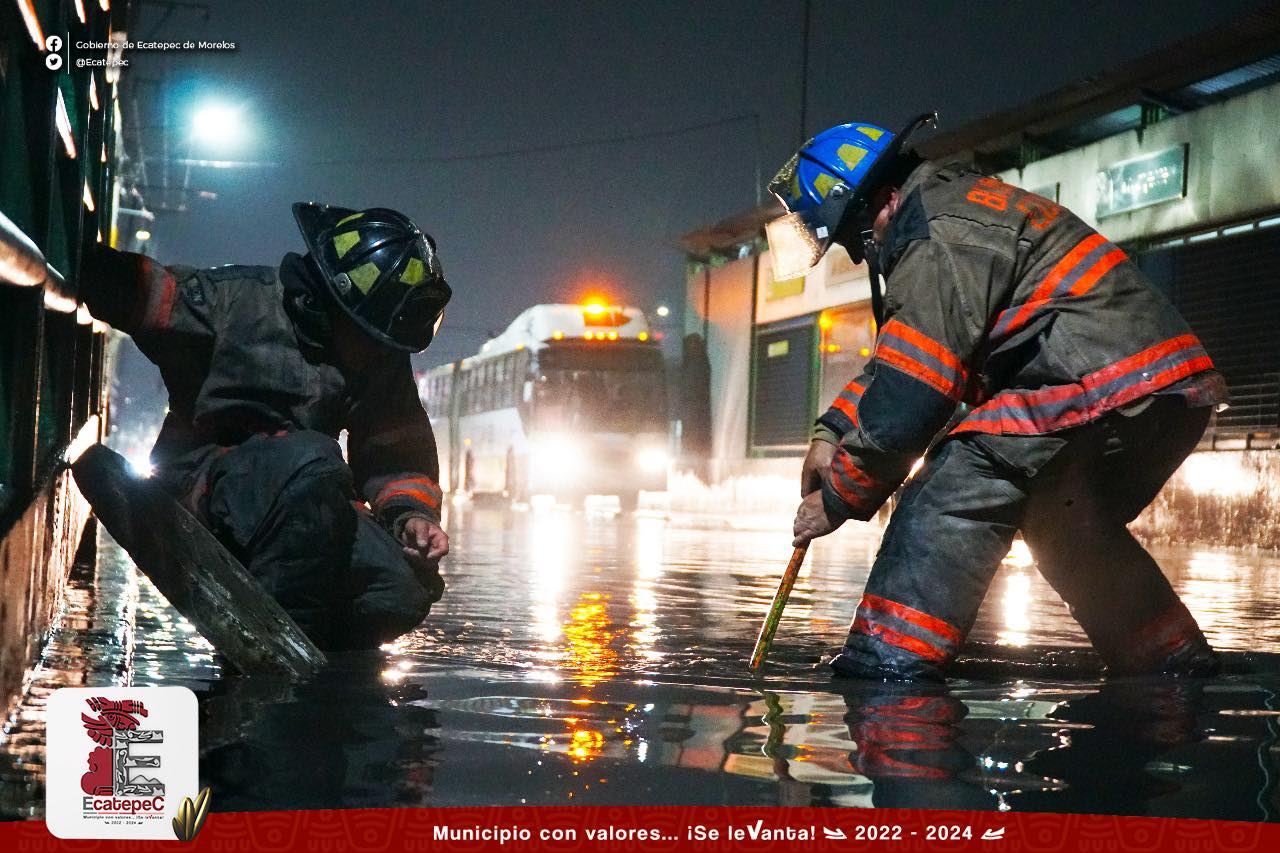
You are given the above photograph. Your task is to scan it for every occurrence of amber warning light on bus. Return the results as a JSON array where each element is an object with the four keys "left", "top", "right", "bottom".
[{"left": 581, "top": 299, "right": 629, "bottom": 328}]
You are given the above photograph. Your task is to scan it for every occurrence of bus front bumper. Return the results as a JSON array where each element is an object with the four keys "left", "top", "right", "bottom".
[{"left": 526, "top": 434, "right": 669, "bottom": 497}]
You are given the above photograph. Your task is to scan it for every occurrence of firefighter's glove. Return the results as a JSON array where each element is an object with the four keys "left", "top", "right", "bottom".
[
  {"left": 801, "top": 437, "right": 837, "bottom": 497},
  {"left": 792, "top": 489, "right": 844, "bottom": 547}
]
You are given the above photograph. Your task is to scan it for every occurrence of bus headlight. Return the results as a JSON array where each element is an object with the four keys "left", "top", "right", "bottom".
[
  {"left": 532, "top": 433, "right": 584, "bottom": 479},
  {"left": 635, "top": 447, "right": 669, "bottom": 473}
]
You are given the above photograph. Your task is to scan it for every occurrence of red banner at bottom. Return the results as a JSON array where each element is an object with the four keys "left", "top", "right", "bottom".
[{"left": 2, "top": 806, "right": 1274, "bottom": 851}]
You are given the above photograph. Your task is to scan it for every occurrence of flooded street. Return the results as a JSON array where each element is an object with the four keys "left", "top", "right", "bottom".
[{"left": 3, "top": 504, "right": 1279, "bottom": 821}]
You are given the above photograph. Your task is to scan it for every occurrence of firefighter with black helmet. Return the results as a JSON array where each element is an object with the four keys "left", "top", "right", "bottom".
[
  {"left": 81, "top": 203, "right": 452, "bottom": 650},
  {"left": 771, "top": 116, "right": 1226, "bottom": 681}
]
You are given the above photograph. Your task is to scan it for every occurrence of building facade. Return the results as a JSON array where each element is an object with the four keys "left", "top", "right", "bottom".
[
  {"left": 1, "top": 0, "right": 128, "bottom": 716},
  {"left": 681, "top": 21, "right": 1280, "bottom": 545}
]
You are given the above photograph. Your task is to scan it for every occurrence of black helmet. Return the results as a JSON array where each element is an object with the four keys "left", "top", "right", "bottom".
[{"left": 292, "top": 202, "right": 451, "bottom": 352}]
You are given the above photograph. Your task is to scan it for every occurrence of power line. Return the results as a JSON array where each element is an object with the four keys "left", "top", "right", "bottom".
[{"left": 301, "top": 112, "right": 759, "bottom": 167}]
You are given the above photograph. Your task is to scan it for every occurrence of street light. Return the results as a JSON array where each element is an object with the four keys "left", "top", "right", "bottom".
[
  {"left": 191, "top": 103, "right": 245, "bottom": 147},
  {"left": 656, "top": 305, "right": 670, "bottom": 318}
]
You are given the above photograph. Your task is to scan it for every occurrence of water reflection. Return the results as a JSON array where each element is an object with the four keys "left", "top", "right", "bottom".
[
  {"left": 563, "top": 592, "right": 619, "bottom": 688},
  {"left": 1180, "top": 550, "right": 1246, "bottom": 649},
  {"left": 388, "top": 676, "right": 1276, "bottom": 817},
  {"left": 201, "top": 653, "right": 441, "bottom": 811},
  {"left": 998, "top": 571, "right": 1033, "bottom": 647}
]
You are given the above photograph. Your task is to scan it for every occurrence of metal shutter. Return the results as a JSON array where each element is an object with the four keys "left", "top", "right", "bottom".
[
  {"left": 751, "top": 319, "right": 815, "bottom": 451},
  {"left": 1136, "top": 225, "right": 1280, "bottom": 445}
]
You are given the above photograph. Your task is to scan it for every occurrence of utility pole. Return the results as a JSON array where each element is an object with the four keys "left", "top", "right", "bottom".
[{"left": 799, "top": 0, "right": 811, "bottom": 147}]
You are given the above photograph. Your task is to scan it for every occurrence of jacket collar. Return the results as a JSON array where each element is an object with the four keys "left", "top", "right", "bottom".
[
  {"left": 895, "top": 158, "right": 941, "bottom": 199},
  {"left": 876, "top": 161, "right": 937, "bottom": 274},
  {"left": 279, "top": 252, "right": 333, "bottom": 353}
]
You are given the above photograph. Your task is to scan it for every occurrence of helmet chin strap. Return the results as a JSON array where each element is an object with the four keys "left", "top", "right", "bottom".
[
  {"left": 860, "top": 229, "right": 886, "bottom": 331},
  {"left": 281, "top": 252, "right": 334, "bottom": 345}
]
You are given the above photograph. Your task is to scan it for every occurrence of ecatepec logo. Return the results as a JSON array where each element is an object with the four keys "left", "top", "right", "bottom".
[
  {"left": 46, "top": 687, "right": 199, "bottom": 840},
  {"left": 79, "top": 696, "right": 164, "bottom": 798}
]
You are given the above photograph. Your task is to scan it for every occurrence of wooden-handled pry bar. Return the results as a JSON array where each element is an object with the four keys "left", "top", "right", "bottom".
[{"left": 748, "top": 546, "right": 808, "bottom": 673}]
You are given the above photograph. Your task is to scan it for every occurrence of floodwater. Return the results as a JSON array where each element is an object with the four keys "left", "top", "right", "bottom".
[{"left": 2, "top": 503, "right": 1279, "bottom": 820}]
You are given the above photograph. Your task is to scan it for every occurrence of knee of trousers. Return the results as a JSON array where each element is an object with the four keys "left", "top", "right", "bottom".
[
  {"left": 337, "top": 581, "right": 432, "bottom": 651},
  {"left": 270, "top": 467, "right": 358, "bottom": 551},
  {"left": 228, "top": 429, "right": 350, "bottom": 485},
  {"left": 373, "top": 572, "right": 434, "bottom": 637},
  {"left": 205, "top": 431, "right": 355, "bottom": 547}
]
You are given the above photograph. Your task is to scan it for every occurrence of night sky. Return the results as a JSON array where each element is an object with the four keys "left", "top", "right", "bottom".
[{"left": 129, "top": 0, "right": 1262, "bottom": 368}]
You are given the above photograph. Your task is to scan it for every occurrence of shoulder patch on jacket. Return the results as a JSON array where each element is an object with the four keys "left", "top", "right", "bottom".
[{"left": 183, "top": 273, "right": 207, "bottom": 305}]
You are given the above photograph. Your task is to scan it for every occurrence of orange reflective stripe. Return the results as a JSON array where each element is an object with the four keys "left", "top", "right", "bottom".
[
  {"left": 853, "top": 615, "right": 949, "bottom": 661},
  {"left": 997, "top": 234, "right": 1108, "bottom": 337},
  {"left": 828, "top": 453, "right": 892, "bottom": 518},
  {"left": 883, "top": 321, "right": 965, "bottom": 378},
  {"left": 1084, "top": 334, "right": 1200, "bottom": 390},
  {"left": 1135, "top": 602, "right": 1202, "bottom": 658},
  {"left": 836, "top": 456, "right": 876, "bottom": 490},
  {"left": 375, "top": 477, "right": 442, "bottom": 511},
  {"left": 378, "top": 486, "right": 441, "bottom": 510},
  {"left": 877, "top": 348, "right": 958, "bottom": 398},
  {"left": 1031, "top": 233, "right": 1107, "bottom": 302},
  {"left": 829, "top": 379, "right": 864, "bottom": 424},
  {"left": 952, "top": 334, "right": 1212, "bottom": 436},
  {"left": 861, "top": 593, "right": 962, "bottom": 645},
  {"left": 1068, "top": 246, "right": 1127, "bottom": 296},
  {"left": 139, "top": 257, "right": 178, "bottom": 331},
  {"left": 877, "top": 321, "right": 966, "bottom": 400},
  {"left": 831, "top": 395, "right": 858, "bottom": 421}
]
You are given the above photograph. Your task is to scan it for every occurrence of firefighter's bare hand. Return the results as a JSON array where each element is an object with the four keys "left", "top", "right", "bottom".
[
  {"left": 400, "top": 516, "right": 450, "bottom": 567},
  {"left": 792, "top": 490, "right": 843, "bottom": 547},
  {"left": 801, "top": 438, "right": 837, "bottom": 496}
]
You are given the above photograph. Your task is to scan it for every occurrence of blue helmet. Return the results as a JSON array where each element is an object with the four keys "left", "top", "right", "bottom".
[
  {"left": 765, "top": 113, "right": 935, "bottom": 281},
  {"left": 771, "top": 122, "right": 897, "bottom": 215}
]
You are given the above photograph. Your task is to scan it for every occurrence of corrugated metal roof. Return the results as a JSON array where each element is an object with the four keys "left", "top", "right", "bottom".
[
  {"left": 918, "top": 9, "right": 1280, "bottom": 161},
  {"left": 1182, "top": 52, "right": 1280, "bottom": 98}
]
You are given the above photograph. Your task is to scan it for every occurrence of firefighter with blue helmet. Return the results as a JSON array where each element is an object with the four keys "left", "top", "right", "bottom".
[
  {"left": 80, "top": 204, "right": 452, "bottom": 650},
  {"left": 772, "top": 115, "right": 1225, "bottom": 681}
]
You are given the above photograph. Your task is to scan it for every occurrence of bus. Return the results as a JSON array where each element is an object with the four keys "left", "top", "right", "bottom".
[{"left": 420, "top": 302, "right": 669, "bottom": 509}]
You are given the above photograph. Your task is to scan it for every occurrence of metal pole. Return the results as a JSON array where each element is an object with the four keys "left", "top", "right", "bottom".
[{"left": 799, "top": 0, "right": 811, "bottom": 146}]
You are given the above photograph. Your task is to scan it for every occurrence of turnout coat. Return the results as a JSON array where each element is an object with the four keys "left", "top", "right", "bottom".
[
  {"left": 80, "top": 247, "right": 444, "bottom": 532},
  {"left": 814, "top": 161, "right": 1225, "bottom": 522}
]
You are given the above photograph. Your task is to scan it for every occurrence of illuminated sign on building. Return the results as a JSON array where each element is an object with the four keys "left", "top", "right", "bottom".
[{"left": 1096, "top": 145, "right": 1188, "bottom": 218}]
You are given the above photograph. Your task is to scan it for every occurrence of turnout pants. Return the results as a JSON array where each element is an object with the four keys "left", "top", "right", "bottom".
[
  {"left": 173, "top": 430, "right": 440, "bottom": 651},
  {"left": 830, "top": 396, "right": 1216, "bottom": 681}
]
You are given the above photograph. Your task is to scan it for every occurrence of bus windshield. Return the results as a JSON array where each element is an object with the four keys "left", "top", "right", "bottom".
[{"left": 533, "top": 344, "right": 666, "bottom": 433}]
